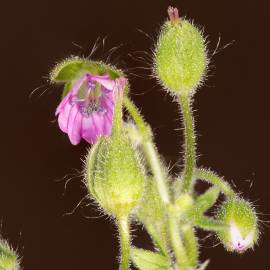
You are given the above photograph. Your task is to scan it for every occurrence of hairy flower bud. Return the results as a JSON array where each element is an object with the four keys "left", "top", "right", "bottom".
[
  {"left": 85, "top": 134, "right": 145, "bottom": 217},
  {"left": 0, "top": 239, "right": 20, "bottom": 270},
  {"left": 154, "top": 7, "right": 208, "bottom": 96},
  {"left": 216, "top": 198, "right": 258, "bottom": 253}
]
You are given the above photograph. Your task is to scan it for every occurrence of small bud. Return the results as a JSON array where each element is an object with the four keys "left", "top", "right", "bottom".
[
  {"left": 0, "top": 239, "right": 20, "bottom": 270},
  {"left": 216, "top": 198, "right": 258, "bottom": 253},
  {"left": 85, "top": 134, "right": 145, "bottom": 217},
  {"left": 154, "top": 7, "right": 208, "bottom": 96}
]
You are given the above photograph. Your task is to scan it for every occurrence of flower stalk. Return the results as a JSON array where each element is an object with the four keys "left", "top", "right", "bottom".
[
  {"left": 178, "top": 95, "right": 196, "bottom": 193},
  {"left": 118, "top": 216, "right": 131, "bottom": 270}
]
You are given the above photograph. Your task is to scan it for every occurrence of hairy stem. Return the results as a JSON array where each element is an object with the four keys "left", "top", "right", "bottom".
[
  {"left": 168, "top": 210, "right": 189, "bottom": 270},
  {"left": 181, "top": 224, "right": 198, "bottom": 268},
  {"left": 143, "top": 142, "right": 170, "bottom": 204},
  {"left": 194, "top": 168, "right": 235, "bottom": 198},
  {"left": 118, "top": 216, "right": 130, "bottom": 270},
  {"left": 178, "top": 95, "right": 196, "bottom": 193},
  {"left": 123, "top": 97, "right": 150, "bottom": 139},
  {"left": 124, "top": 97, "right": 170, "bottom": 204},
  {"left": 124, "top": 97, "right": 193, "bottom": 268}
]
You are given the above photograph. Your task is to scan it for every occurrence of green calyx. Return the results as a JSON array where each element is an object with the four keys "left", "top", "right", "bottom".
[
  {"left": 0, "top": 239, "right": 20, "bottom": 270},
  {"left": 50, "top": 56, "right": 126, "bottom": 98},
  {"left": 85, "top": 134, "right": 145, "bottom": 217},
  {"left": 50, "top": 57, "right": 122, "bottom": 83},
  {"left": 216, "top": 198, "right": 258, "bottom": 252},
  {"left": 154, "top": 18, "right": 208, "bottom": 96}
]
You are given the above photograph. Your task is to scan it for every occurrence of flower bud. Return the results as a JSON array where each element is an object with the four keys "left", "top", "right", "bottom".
[
  {"left": 216, "top": 198, "right": 258, "bottom": 253},
  {"left": 85, "top": 134, "right": 145, "bottom": 217},
  {"left": 0, "top": 239, "right": 20, "bottom": 270},
  {"left": 154, "top": 7, "right": 208, "bottom": 96}
]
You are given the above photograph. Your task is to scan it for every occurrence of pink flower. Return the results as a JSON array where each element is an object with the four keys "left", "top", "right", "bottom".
[{"left": 55, "top": 73, "right": 126, "bottom": 145}]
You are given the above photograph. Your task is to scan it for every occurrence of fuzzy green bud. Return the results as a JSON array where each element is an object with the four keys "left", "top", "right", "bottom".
[
  {"left": 154, "top": 7, "right": 208, "bottom": 96},
  {"left": 0, "top": 239, "right": 20, "bottom": 270},
  {"left": 216, "top": 198, "right": 258, "bottom": 253},
  {"left": 85, "top": 134, "right": 145, "bottom": 218}
]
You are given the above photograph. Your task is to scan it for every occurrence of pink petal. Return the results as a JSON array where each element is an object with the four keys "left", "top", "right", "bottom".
[
  {"left": 91, "top": 112, "right": 105, "bottom": 134},
  {"left": 55, "top": 74, "right": 89, "bottom": 116},
  {"left": 67, "top": 105, "right": 82, "bottom": 145},
  {"left": 57, "top": 101, "right": 73, "bottom": 133},
  {"left": 93, "top": 77, "right": 115, "bottom": 91},
  {"left": 102, "top": 114, "right": 113, "bottom": 135},
  {"left": 81, "top": 116, "right": 97, "bottom": 144}
]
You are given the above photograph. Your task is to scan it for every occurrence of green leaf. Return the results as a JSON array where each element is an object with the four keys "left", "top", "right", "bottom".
[
  {"left": 131, "top": 248, "right": 171, "bottom": 270},
  {"left": 194, "top": 186, "right": 220, "bottom": 214},
  {"left": 50, "top": 57, "right": 122, "bottom": 83}
]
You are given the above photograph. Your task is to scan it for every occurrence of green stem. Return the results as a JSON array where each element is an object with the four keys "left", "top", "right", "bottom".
[
  {"left": 123, "top": 97, "right": 150, "bottom": 139},
  {"left": 181, "top": 225, "right": 198, "bottom": 268},
  {"left": 194, "top": 168, "right": 235, "bottom": 198},
  {"left": 124, "top": 97, "right": 192, "bottom": 269},
  {"left": 112, "top": 90, "right": 124, "bottom": 136},
  {"left": 124, "top": 97, "right": 170, "bottom": 204},
  {"left": 178, "top": 95, "right": 196, "bottom": 193},
  {"left": 168, "top": 209, "right": 189, "bottom": 270},
  {"left": 118, "top": 216, "right": 131, "bottom": 270},
  {"left": 143, "top": 142, "right": 170, "bottom": 204}
]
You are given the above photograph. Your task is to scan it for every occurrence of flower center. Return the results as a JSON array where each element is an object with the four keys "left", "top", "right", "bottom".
[{"left": 71, "top": 79, "right": 107, "bottom": 117}]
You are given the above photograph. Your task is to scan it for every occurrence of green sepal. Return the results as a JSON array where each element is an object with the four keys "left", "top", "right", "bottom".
[
  {"left": 194, "top": 186, "right": 220, "bottom": 214},
  {"left": 189, "top": 214, "right": 228, "bottom": 232},
  {"left": 50, "top": 57, "right": 122, "bottom": 83},
  {"left": 0, "top": 239, "right": 20, "bottom": 270},
  {"left": 131, "top": 248, "right": 171, "bottom": 270},
  {"left": 136, "top": 178, "right": 168, "bottom": 254},
  {"left": 62, "top": 81, "right": 72, "bottom": 99}
]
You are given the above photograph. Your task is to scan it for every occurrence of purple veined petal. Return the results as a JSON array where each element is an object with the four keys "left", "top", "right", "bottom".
[
  {"left": 102, "top": 113, "right": 113, "bottom": 135},
  {"left": 100, "top": 91, "right": 114, "bottom": 111},
  {"left": 56, "top": 93, "right": 71, "bottom": 116},
  {"left": 91, "top": 112, "right": 106, "bottom": 135},
  {"left": 100, "top": 95, "right": 114, "bottom": 111},
  {"left": 92, "top": 76, "right": 115, "bottom": 91},
  {"left": 57, "top": 101, "right": 73, "bottom": 133},
  {"left": 70, "top": 74, "right": 90, "bottom": 95},
  {"left": 81, "top": 116, "right": 98, "bottom": 144},
  {"left": 55, "top": 74, "right": 89, "bottom": 116},
  {"left": 67, "top": 105, "right": 82, "bottom": 145}
]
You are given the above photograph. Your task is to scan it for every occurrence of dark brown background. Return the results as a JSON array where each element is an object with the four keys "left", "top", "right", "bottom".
[{"left": 1, "top": 0, "right": 269, "bottom": 269}]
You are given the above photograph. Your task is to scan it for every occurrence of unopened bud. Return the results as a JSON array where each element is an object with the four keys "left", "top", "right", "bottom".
[
  {"left": 154, "top": 7, "right": 208, "bottom": 96},
  {"left": 216, "top": 198, "right": 258, "bottom": 253},
  {"left": 0, "top": 239, "right": 20, "bottom": 270},
  {"left": 85, "top": 134, "right": 145, "bottom": 217}
]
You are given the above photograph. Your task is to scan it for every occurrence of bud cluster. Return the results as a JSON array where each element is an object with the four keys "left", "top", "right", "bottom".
[{"left": 47, "top": 5, "right": 262, "bottom": 270}]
